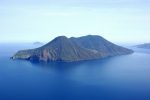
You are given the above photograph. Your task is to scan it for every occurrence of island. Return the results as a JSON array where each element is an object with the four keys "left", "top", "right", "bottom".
[
  {"left": 136, "top": 43, "right": 150, "bottom": 49},
  {"left": 33, "top": 42, "right": 43, "bottom": 45},
  {"left": 11, "top": 35, "right": 133, "bottom": 62}
]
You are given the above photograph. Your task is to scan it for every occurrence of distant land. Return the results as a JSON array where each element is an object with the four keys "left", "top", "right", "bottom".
[
  {"left": 136, "top": 43, "right": 150, "bottom": 49},
  {"left": 11, "top": 35, "right": 133, "bottom": 62},
  {"left": 33, "top": 42, "right": 43, "bottom": 45}
]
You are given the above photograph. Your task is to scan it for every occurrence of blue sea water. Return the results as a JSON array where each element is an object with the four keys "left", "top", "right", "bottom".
[{"left": 0, "top": 43, "right": 150, "bottom": 100}]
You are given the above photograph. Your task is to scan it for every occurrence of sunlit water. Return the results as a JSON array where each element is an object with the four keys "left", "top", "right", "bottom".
[{"left": 0, "top": 43, "right": 150, "bottom": 100}]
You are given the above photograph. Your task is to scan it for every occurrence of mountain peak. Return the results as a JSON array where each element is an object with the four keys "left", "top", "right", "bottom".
[
  {"left": 51, "top": 36, "right": 68, "bottom": 42},
  {"left": 55, "top": 36, "right": 68, "bottom": 39}
]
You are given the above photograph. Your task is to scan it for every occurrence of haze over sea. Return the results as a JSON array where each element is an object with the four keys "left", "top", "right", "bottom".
[{"left": 0, "top": 43, "right": 150, "bottom": 100}]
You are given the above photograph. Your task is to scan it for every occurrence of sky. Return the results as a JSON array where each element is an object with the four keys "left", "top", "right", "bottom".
[{"left": 0, "top": 0, "right": 150, "bottom": 44}]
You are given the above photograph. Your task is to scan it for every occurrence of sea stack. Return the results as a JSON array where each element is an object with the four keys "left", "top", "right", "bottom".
[{"left": 12, "top": 35, "right": 133, "bottom": 62}]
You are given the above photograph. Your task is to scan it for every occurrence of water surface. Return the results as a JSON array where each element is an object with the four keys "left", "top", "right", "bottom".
[{"left": 0, "top": 44, "right": 150, "bottom": 100}]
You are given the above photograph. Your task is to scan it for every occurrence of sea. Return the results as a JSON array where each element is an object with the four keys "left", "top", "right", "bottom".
[{"left": 0, "top": 43, "right": 150, "bottom": 100}]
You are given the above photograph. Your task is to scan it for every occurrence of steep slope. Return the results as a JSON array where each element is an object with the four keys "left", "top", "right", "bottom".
[{"left": 12, "top": 35, "right": 133, "bottom": 62}]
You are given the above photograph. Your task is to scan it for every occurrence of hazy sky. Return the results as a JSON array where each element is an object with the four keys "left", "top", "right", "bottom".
[{"left": 0, "top": 0, "right": 150, "bottom": 43}]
